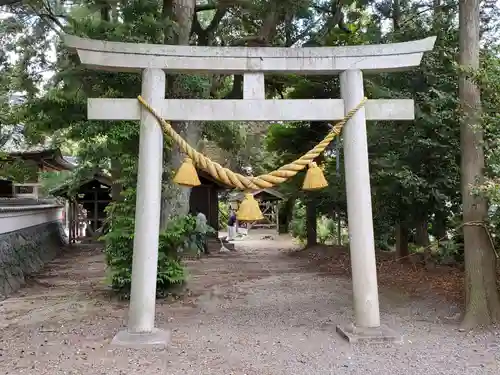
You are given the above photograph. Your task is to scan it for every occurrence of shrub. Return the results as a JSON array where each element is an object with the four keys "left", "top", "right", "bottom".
[
  {"left": 289, "top": 200, "right": 306, "bottom": 242},
  {"left": 103, "top": 186, "right": 209, "bottom": 298},
  {"left": 289, "top": 200, "right": 344, "bottom": 245},
  {"left": 317, "top": 216, "right": 336, "bottom": 244},
  {"left": 218, "top": 200, "right": 230, "bottom": 230}
]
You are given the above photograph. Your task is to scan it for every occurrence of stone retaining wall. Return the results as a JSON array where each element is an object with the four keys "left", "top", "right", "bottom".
[{"left": 0, "top": 220, "right": 67, "bottom": 299}]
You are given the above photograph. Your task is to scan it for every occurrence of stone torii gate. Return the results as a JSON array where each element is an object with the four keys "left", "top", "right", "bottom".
[{"left": 65, "top": 35, "right": 435, "bottom": 346}]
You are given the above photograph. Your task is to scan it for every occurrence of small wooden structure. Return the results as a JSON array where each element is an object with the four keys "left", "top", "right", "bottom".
[
  {"left": 189, "top": 171, "right": 231, "bottom": 235},
  {"left": 229, "top": 188, "right": 284, "bottom": 232},
  {"left": 51, "top": 173, "right": 112, "bottom": 243}
]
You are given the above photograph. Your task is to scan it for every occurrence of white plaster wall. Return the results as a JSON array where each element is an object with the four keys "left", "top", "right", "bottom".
[{"left": 0, "top": 205, "right": 63, "bottom": 235}]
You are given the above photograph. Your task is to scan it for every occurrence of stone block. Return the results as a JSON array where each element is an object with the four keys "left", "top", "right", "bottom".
[
  {"left": 336, "top": 323, "right": 403, "bottom": 344},
  {"left": 110, "top": 328, "right": 171, "bottom": 349}
]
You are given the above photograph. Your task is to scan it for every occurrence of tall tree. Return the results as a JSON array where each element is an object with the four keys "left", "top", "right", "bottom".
[
  {"left": 459, "top": 0, "right": 500, "bottom": 328},
  {"left": 159, "top": 0, "right": 199, "bottom": 227}
]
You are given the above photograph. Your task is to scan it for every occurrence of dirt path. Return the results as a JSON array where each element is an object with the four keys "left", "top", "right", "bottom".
[{"left": 0, "top": 233, "right": 499, "bottom": 374}]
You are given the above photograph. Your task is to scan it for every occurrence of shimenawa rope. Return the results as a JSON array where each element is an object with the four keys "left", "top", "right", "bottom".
[{"left": 137, "top": 96, "right": 367, "bottom": 190}]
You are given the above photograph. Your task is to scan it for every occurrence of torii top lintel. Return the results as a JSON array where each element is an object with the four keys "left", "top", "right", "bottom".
[{"left": 64, "top": 35, "right": 436, "bottom": 75}]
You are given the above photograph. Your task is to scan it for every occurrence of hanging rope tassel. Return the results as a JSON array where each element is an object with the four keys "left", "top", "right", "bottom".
[
  {"left": 236, "top": 193, "right": 264, "bottom": 221},
  {"left": 302, "top": 161, "right": 328, "bottom": 191},
  {"left": 173, "top": 157, "right": 201, "bottom": 187}
]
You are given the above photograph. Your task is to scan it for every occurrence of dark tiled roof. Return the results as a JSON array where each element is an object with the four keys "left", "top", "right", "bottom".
[{"left": 50, "top": 172, "right": 112, "bottom": 197}]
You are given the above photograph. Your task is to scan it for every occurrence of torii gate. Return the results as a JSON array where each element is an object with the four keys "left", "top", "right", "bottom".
[{"left": 65, "top": 35, "right": 436, "bottom": 346}]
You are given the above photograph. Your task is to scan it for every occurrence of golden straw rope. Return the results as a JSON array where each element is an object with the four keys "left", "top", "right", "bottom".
[{"left": 137, "top": 96, "right": 367, "bottom": 190}]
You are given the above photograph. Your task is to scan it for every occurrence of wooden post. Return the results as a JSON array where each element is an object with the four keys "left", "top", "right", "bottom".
[
  {"left": 275, "top": 201, "right": 280, "bottom": 235},
  {"left": 68, "top": 200, "right": 73, "bottom": 243},
  {"left": 337, "top": 215, "right": 342, "bottom": 246},
  {"left": 93, "top": 189, "right": 98, "bottom": 234},
  {"left": 73, "top": 200, "right": 77, "bottom": 242}
]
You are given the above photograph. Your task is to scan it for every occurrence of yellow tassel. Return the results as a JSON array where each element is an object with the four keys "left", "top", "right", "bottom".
[
  {"left": 173, "top": 157, "right": 201, "bottom": 187},
  {"left": 236, "top": 193, "right": 264, "bottom": 221},
  {"left": 302, "top": 162, "right": 328, "bottom": 190}
]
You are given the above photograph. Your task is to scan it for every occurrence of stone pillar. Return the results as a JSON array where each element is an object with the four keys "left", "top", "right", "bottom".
[
  {"left": 111, "top": 68, "right": 170, "bottom": 347},
  {"left": 339, "top": 70, "right": 381, "bottom": 329}
]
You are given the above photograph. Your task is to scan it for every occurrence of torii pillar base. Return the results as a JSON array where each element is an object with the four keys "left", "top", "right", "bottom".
[
  {"left": 336, "top": 324, "right": 402, "bottom": 344},
  {"left": 110, "top": 328, "right": 171, "bottom": 349}
]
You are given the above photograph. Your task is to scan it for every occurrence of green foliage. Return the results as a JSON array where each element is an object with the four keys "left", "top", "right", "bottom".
[
  {"left": 2, "top": 0, "right": 500, "bottom": 305},
  {"left": 317, "top": 216, "right": 337, "bottom": 245},
  {"left": 159, "top": 213, "right": 216, "bottom": 258},
  {"left": 435, "top": 239, "right": 464, "bottom": 264},
  {"left": 0, "top": 157, "right": 38, "bottom": 183},
  {"left": 289, "top": 200, "right": 344, "bottom": 245},
  {"left": 289, "top": 200, "right": 306, "bottom": 242},
  {"left": 218, "top": 200, "right": 230, "bottom": 230},
  {"left": 38, "top": 170, "right": 72, "bottom": 195},
  {"left": 264, "top": 1, "right": 493, "bottom": 255},
  {"left": 103, "top": 184, "right": 202, "bottom": 297}
]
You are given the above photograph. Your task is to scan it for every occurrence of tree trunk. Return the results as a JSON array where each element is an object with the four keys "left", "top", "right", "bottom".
[
  {"left": 432, "top": 212, "right": 448, "bottom": 241},
  {"left": 160, "top": 0, "right": 198, "bottom": 229},
  {"left": 306, "top": 200, "right": 317, "bottom": 247},
  {"left": 459, "top": 0, "right": 500, "bottom": 328},
  {"left": 279, "top": 197, "right": 295, "bottom": 234},
  {"left": 100, "top": 0, "right": 122, "bottom": 203},
  {"left": 392, "top": 0, "right": 401, "bottom": 31},
  {"left": 99, "top": 0, "right": 111, "bottom": 21},
  {"left": 395, "top": 222, "right": 409, "bottom": 260},
  {"left": 337, "top": 213, "right": 342, "bottom": 245},
  {"left": 110, "top": 159, "right": 122, "bottom": 202},
  {"left": 158, "top": 0, "right": 283, "bottom": 228},
  {"left": 415, "top": 219, "right": 430, "bottom": 247},
  {"left": 432, "top": 0, "right": 442, "bottom": 33}
]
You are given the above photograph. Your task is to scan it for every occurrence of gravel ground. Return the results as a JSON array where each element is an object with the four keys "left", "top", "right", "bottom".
[{"left": 0, "top": 232, "right": 499, "bottom": 375}]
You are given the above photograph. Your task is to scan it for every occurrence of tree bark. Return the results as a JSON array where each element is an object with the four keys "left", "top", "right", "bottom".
[
  {"left": 415, "top": 219, "right": 430, "bottom": 247},
  {"left": 432, "top": 0, "right": 442, "bottom": 32},
  {"left": 392, "top": 0, "right": 401, "bottom": 31},
  {"left": 98, "top": 0, "right": 111, "bottom": 21},
  {"left": 159, "top": 0, "right": 283, "bottom": 228},
  {"left": 432, "top": 212, "right": 448, "bottom": 241},
  {"left": 306, "top": 200, "right": 317, "bottom": 247},
  {"left": 395, "top": 222, "right": 409, "bottom": 260},
  {"left": 337, "top": 213, "right": 342, "bottom": 245},
  {"left": 160, "top": 0, "right": 199, "bottom": 229},
  {"left": 110, "top": 159, "right": 122, "bottom": 202},
  {"left": 459, "top": 0, "right": 500, "bottom": 328},
  {"left": 100, "top": 0, "right": 122, "bottom": 202},
  {"left": 279, "top": 197, "right": 295, "bottom": 234}
]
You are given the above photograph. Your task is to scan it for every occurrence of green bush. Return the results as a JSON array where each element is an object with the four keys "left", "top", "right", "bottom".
[
  {"left": 289, "top": 200, "right": 306, "bottom": 242},
  {"left": 289, "top": 200, "right": 343, "bottom": 245},
  {"left": 435, "top": 239, "right": 464, "bottom": 263},
  {"left": 103, "top": 186, "right": 208, "bottom": 298},
  {"left": 218, "top": 200, "right": 230, "bottom": 230},
  {"left": 317, "top": 216, "right": 336, "bottom": 244}
]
